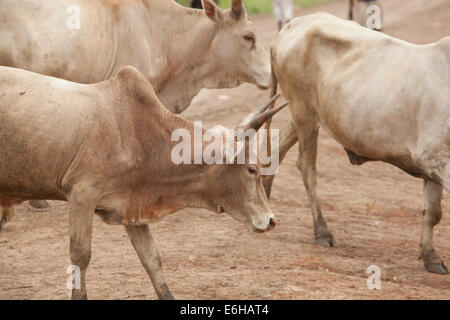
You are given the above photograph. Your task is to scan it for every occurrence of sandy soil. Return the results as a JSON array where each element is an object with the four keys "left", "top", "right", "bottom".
[{"left": 1, "top": 0, "right": 450, "bottom": 300}]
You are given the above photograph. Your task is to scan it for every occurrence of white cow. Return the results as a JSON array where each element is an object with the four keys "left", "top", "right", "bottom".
[
  {"left": 269, "top": 12, "right": 450, "bottom": 274},
  {"left": 0, "top": 0, "right": 271, "bottom": 113}
]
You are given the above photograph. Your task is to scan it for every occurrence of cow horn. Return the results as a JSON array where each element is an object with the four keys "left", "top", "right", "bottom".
[
  {"left": 243, "top": 101, "right": 289, "bottom": 132},
  {"left": 235, "top": 94, "right": 280, "bottom": 131},
  {"left": 231, "top": 0, "right": 243, "bottom": 18}
]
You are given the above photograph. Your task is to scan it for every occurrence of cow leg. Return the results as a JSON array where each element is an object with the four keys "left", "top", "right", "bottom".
[
  {"left": 263, "top": 120, "right": 298, "bottom": 198},
  {"left": 125, "top": 224, "right": 174, "bottom": 300},
  {"left": 68, "top": 199, "right": 96, "bottom": 300},
  {"left": 419, "top": 179, "right": 448, "bottom": 274},
  {"left": 296, "top": 120, "right": 336, "bottom": 247},
  {"left": 0, "top": 206, "right": 14, "bottom": 231}
]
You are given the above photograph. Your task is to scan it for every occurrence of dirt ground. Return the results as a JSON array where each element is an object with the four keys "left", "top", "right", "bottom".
[{"left": 1, "top": 0, "right": 450, "bottom": 300}]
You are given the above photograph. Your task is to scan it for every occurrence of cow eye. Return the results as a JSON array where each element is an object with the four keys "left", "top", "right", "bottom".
[
  {"left": 248, "top": 167, "right": 257, "bottom": 175},
  {"left": 243, "top": 34, "right": 255, "bottom": 43}
]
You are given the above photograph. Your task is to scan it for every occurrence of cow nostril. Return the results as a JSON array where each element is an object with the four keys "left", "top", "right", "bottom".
[{"left": 269, "top": 218, "right": 276, "bottom": 228}]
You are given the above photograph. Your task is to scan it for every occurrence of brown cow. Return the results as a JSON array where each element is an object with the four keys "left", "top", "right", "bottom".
[{"left": 0, "top": 65, "right": 286, "bottom": 299}]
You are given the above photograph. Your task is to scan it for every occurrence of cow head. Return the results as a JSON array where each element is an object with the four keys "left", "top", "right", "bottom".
[
  {"left": 202, "top": 0, "right": 271, "bottom": 90},
  {"left": 202, "top": 96, "right": 287, "bottom": 232}
]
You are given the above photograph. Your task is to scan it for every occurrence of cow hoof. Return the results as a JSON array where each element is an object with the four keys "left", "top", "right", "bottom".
[
  {"left": 425, "top": 262, "right": 448, "bottom": 275},
  {"left": 163, "top": 292, "right": 175, "bottom": 300},
  {"left": 71, "top": 291, "right": 88, "bottom": 300},
  {"left": 0, "top": 217, "right": 5, "bottom": 231},
  {"left": 315, "top": 233, "right": 337, "bottom": 247},
  {"left": 29, "top": 200, "right": 50, "bottom": 211},
  {"left": 158, "top": 284, "right": 175, "bottom": 300}
]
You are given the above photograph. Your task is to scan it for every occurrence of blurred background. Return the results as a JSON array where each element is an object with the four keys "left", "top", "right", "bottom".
[{"left": 175, "top": 0, "right": 337, "bottom": 14}]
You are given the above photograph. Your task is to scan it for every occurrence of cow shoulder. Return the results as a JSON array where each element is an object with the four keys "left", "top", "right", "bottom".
[
  {"left": 113, "top": 65, "right": 161, "bottom": 110},
  {"left": 272, "top": 13, "right": 356, "bottom": 68},
  {"left": 302, "top": 17, "right": 360, "bottom": 56}
]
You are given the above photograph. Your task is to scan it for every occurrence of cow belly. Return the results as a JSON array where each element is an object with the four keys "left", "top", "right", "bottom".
[
  {"left": 316, "top": 103, "right": 420, "bottom": 180},
  {"left": 0, "top": 113, "right": 68, "bottom": 201},
  {"left": 320, "top": 112, "right": 431, "bottom": 179},
  {"left": 0, "top": 138, "right": 68, "bottom": 201}
]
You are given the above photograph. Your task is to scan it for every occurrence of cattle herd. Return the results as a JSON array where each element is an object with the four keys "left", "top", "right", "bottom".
[{"left": 0, "top": 0, "right": 449, "bottom": 300}]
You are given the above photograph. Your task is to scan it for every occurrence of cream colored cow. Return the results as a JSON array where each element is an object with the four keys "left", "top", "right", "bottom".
[
  {"left": 268, "top": 12, "right": 449, "bottom": 274},
  {"left": 0, "top": 0, "right": 270, "bottom": 113}
]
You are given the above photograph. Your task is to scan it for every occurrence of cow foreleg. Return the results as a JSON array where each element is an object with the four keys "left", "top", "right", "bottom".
[
  {"left": 125, "top": 224, "right": 175, "bottom": 300},
  {"left": 263, "top": 120, "right": 298, "bottom": 198},
  {"left": 419, "top": 179, "right": 448, "bottom": 274},
  {"left": 296, "top": 120, "right": 336, "bottom": 247},
  {"left": 68, "top": 199, "right": 96, "bottom": 299}
]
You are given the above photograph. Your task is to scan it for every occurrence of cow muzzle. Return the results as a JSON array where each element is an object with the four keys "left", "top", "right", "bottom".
[
  {"left": 250, "top": 213, "right": 276, "bottom": 233},
  {"left": 256, "top": 76, "right": 271, "bottom": 90}
]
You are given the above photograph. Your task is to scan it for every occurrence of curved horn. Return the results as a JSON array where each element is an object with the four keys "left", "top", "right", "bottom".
[
  {"left": 235, "top": 94, "right": 280, "bottom": 131},
  {"left": 231, "top": 0, "right": 243, "bottom": 18},
  {"left": 243, "top": 101, "right": 289, "bottom": 132}
]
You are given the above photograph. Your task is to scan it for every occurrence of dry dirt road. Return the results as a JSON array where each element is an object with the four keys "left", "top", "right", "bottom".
[{"left": 1, "top": 0, "right": 449, "bottom": 299}]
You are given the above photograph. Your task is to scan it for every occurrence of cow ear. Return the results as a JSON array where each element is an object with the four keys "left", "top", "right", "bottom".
[{"left": 202, "top": 0, "right": 224, "bottom": 24}]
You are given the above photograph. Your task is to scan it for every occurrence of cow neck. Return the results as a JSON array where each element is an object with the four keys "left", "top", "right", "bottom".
[
  {"left": 110, "top": 65, "right": 219, "bottom": 216},
  {"left": 145, "top": 5, "right": 220, "bottom": 113},
  {"left": 138, "top": 111, "right": 220, "bottom": 214}
]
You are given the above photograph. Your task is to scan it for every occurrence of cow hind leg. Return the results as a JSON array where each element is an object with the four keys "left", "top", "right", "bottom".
[
  {"left": 296, "top": 120, "right": 336, "bottom": 247},
  {"left": 419, "top": 179, "right": 448, "bottom": 274},
  {"left": 125, "top": 224, "right": 174, "bottom": 300},
  {"left": 0, "top": 206, "right": 14, "bottom": 231}
]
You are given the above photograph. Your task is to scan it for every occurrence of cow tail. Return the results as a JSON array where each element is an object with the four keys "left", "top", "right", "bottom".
[
  {"left": 270, "top": 63, "right": 278, "bottom": 101},
  {"left": 265, "top": 55, "right": 278, "bottom": 159},
  {"left": 265, "top": 53, "right": 278, "bottom": 133}
]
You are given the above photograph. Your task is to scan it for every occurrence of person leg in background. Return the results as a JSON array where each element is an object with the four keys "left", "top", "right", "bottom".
[
  {"left": 348, "top": 0, "right": 355, "bottom": 20},
  {"left": 191, "top": 0, "right": 202, "bottom": 8},
  {"left": 191, "top": 0, "right": 218, "bottom": 9},
  {"left": 282, "top": 0, "right": 293, "bottom": 26},
  {"left": 273, "top": 0, "right": 293, "bottom": 31},
  {"left": 273, "top": 0, "right": 283, "bottom": 31}
]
